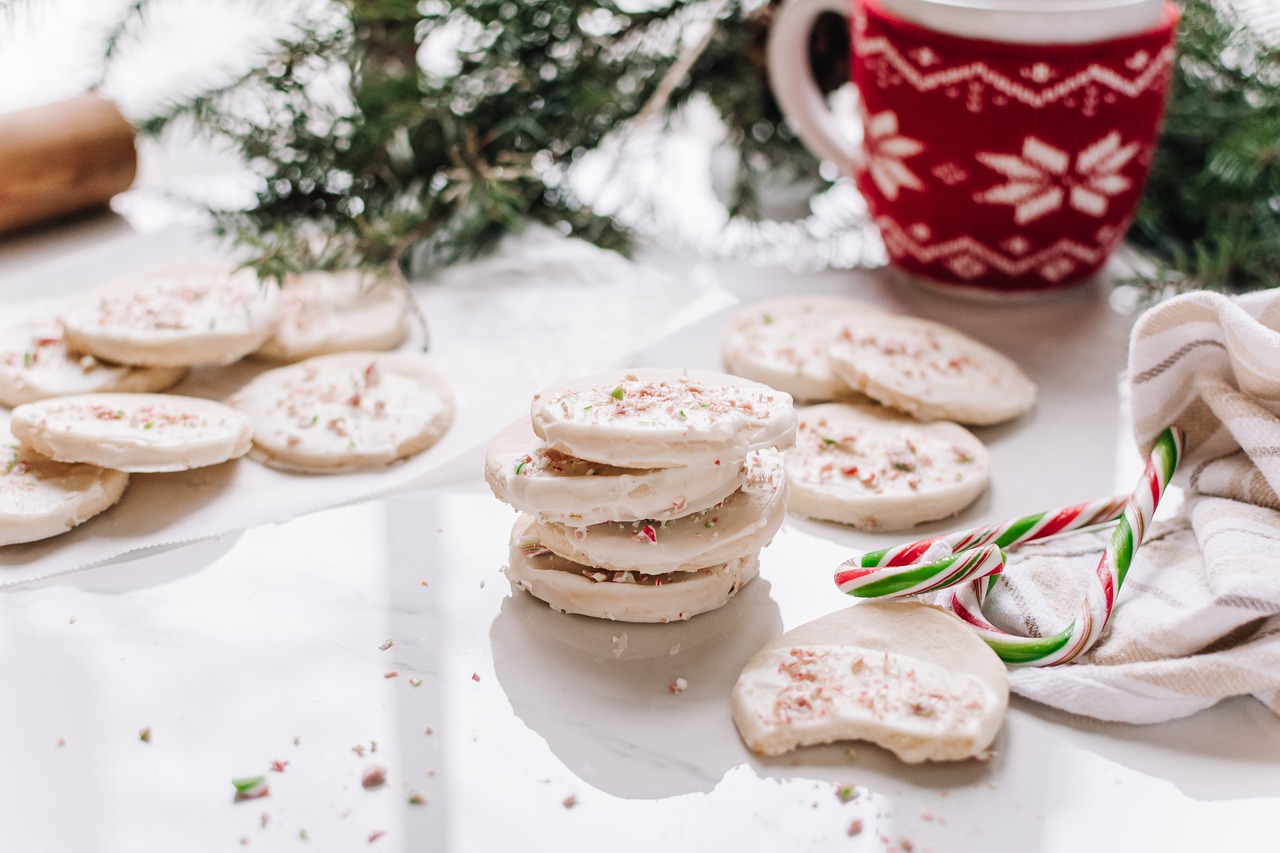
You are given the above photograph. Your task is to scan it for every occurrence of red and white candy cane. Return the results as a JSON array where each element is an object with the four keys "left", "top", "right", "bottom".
[{"left": 834, "top": 427, "right": 1184, "bottom": 666}]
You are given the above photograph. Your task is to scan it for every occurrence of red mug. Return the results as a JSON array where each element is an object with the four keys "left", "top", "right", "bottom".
[{"left": 768, "top": 0, "right": 1178, "bottom": 297}]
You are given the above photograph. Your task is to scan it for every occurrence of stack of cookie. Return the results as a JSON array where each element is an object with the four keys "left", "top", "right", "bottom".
[
  {"left": 0, "top": 261, "right": 452, "bottom": 548},
  {"left": 722, "top": 296, "right": 1036, "bottom": 531},
  {"left": 487, "top": 368, "right": 798, "bottom": 623}
]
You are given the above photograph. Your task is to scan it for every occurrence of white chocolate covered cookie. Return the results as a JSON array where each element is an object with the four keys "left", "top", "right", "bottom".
[
  {"left": 826, "top": 314, "right": 1036, "bottom": 425},
  {"left": 532, "top": 449, "right": 787, "bottom": 573},
  {"left": 62, "top": 259, "right": 282, "bottom": 367},
  {"left": 226, "top": 352, "right": 454, "bottom": 474},
  {"left": 0, "top": 319, "right": 184, "bottom": 407},
  {"left": 506, "top": 514, "right": 760, "bottom": 622},
  {"left": 530, "top": 368, "right": 797, "bottom": 469},
  {"left": 485, "top": 419, "right": 747, "bottom": 526},
  {"left": 732, "top": 602, "right": 1008, "bottom": 762},
  {"left": 1, "top": 436, "right": 129, "bottom": 546},
  {"left": 10, "top": 393, "right": 252, "bottom": 473},
  {"left": 785, "top": 402, "right": 989, "bottom": 530},
  {"left": 255, "top": 270, "right": 411, "bottom": 362},
  {"left": 721, "top": 295, "right": 885, "bottom": 404}
]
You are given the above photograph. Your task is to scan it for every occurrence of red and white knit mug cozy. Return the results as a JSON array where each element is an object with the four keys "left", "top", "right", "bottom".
[{"left": 770, "top": 0, "right": 1179, "bottom": 295}]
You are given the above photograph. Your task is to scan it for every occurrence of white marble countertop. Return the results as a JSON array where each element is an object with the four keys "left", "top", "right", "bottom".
[{"left": 2, "top": 214, "right": 1278, "bottom": 853}]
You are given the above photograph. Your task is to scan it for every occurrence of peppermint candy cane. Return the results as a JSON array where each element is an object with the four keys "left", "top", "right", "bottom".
[
  {"left": 834, "top": 495, "right": 1129, "bottom": 598},
  {"left": 949, "top": 427, "right": 1183, "bottom": 666},
  {"left": 853, "top": 494, "right": 1130, "bottom": 570}
]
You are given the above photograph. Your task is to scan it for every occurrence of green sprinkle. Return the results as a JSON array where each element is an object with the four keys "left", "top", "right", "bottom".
[
  {"left": 583, "top": 405, "right": 592, "bottom": 411},
  {"left": 514, "top": 460, "right": 527, "bottom": 475},
  {"left": 114, "top": 410, "right": 126, "bottom": 418},
  {"left": 138, "top": 726, "right": 152, "bottom": 743},
  {"left": 309, "top": 414, "right": 319, "bottom": 425},
  {"left": 821, "top": 436, "right": 837, "bottom": 446},
  {"left": 609, "top": 386, "right": 625, "bottom": 401},
  {"left": 761, "top": 313, "right": 774, "bottom": 324},
  {"left": 836, "top": 784, "right": 858, "bottom": 803},
  {"left": 143, "top": 421, "right": 155, "bottom": 430},
  {"left": 700, "top": 402, "right": 710, "bottom": 408},
  {"left": 704, "top": 520, "right": 714, "bottom": 529},
  {"left": 22, "top": 351, "right": 32, "bottom": 367},
  {"left": 678, "top": 410, "right": 686, "bottom": 419},
  {"left": 408, "top": 790, "right": 426, "bottom": 805},
  {"left": 232, "top": 775, "right": 268, "bottom": 796},
  {"left": 409, "top": 678, "right": 423, "bottom": 687}
]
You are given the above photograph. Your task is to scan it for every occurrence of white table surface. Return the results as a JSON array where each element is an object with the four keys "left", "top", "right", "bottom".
[{"left": 1, "top": 212, "right": 1278, "bottom": 853}]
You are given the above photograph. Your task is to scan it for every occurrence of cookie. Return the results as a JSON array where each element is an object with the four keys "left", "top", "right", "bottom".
[
  {"left": 785, "top": 402, "right": 989, "bottom": 530},
  {"left": 254, "top": 270, "right": 411, "bottom": 362},
  {"left": 226, "top": 352, "right": 454, "bottom": 474},
  {"left": 721, "top": 295, "right": 885, "bottom": 404},
  {"left": 732, "top": 601, "right": 1008, "bottom": 762},
  {"left": 530, "top": 368, "right": 797, "bottom": 469},
  {"left": 9, "top": 393, "right": 252, "bottom": 473},
  {"left": 62, "top": 259, "right": 282, "bottom": 367},
  {"left": 531, "top": 449, "right": 787, "bottom": 573},
  {"left": 0, "top": 319, "right": 184, "bottom": 407},
  {"left": 485, "top": 418, "right": 748, "bottom": 526},
  {"left": 506, "top": 514, "right": 760, "bottom": 622},
  {"left": 826, "top": 314, "right": 1036, "bottom": 425},
  {"left": 1, "top": 435, "right": 129, "bottom": 546}
]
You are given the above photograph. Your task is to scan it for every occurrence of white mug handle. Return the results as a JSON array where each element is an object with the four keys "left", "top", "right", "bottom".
[{"left": 767, "top": 0, "right": 864, "bottom": 176}]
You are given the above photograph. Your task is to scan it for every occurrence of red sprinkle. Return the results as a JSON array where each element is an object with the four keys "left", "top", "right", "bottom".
[
  {"left": 368, "top": 830, "right": 386, "bottom": 844},
  {"left": 270, "top": 760, "right": 289, "bottom": 773},
  {"left": 470, "top": 673, "right": 481, "bottom": 682},
  {"left": 384, "top": 671, "right": 399, "bottom": 679}
]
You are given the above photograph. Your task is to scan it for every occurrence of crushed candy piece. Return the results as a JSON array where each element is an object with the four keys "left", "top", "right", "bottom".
[
  {"left": 362, "top": 764, "right": 388, "bottom": 790},
  {"left": 232, "top": 775, "right": 270, "bottom": 802}
]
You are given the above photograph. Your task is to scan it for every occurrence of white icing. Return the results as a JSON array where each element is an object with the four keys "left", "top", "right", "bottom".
[
  {"left": 827, "top": 315, "right": 1036, "bottom": 425},
  {"left": 255, "top": 270, "right": 409, "bottom": 361},
  {"left": 533, "top": 449, "right": 787, "bottom": 572},
  {"left": 485, "top": 419, "right": 746, "bottom": 525},
  {"left": 62, "top": 260, "right": 281, "bottom": 366},
  {"left": 785, "top": 402, "right": 988, "bottom": 530},
  {"left": 228, "top": 352, "right": 454, "bottom": 473},
  {"left": 0, "top": 439, "right": 128, "bottom": 545},
  {"left": 505, "top": 514, "right": 760, "bottom": 623},
  {"left": 0, "top": 319, "right": 184, "bottom": 406},
  {"left": 721, "top": 296, "right": 883, "bottom": 403},
  {"left": 531, "top": 368, "right": 797, "bottom": 468},
  {"left": 734, "top": 644, "right": 997, "bottom": 761},
  {"left": 10, "top": 393, "right": 252, "bottom": 473}
]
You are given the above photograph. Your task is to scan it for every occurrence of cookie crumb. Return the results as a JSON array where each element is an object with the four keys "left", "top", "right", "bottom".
[
  {"left": 562, "top": 795, "right": 577, "bottom": 809},
  {"left": 378, "top": 639, "right": 393, "bottom": 651},
  {"left": 362, "top": 765, "right": 387, "bottom": 790}
]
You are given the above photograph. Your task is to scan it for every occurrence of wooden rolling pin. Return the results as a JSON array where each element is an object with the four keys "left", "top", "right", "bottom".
[{"left": 0, "top": 94, "right": 137, "bottom": 234}]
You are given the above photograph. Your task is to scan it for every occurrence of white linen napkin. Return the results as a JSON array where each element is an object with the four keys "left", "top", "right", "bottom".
[{"left": 993, "top": 290, "right": 1280, "bottom": 722}]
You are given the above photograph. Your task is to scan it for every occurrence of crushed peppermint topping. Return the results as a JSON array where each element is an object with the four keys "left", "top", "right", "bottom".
[
  {"left": 761, "top": 646, "right": 989, "bottom": 732},
  {"left": 361, "top": 765, "right": 388, "bottom": 790},
  {"left": 544, "top": 374, "right": 787, "bottom": 429},
  {"left": 789, "top": 417, "right": 983, "bottom": 495}
]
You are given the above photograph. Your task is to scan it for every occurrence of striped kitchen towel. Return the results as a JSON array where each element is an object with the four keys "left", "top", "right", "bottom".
[{"left": 995, "top": 290, "right": 1280, "bottom": 723}]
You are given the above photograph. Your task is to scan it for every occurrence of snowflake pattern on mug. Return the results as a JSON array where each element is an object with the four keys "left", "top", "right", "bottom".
[
  {"left": 972, "top": 132, "right": 1142, "bottom": 224},
  {"left": 863, "top": 110, "right": 926, "bottom": 201}
]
